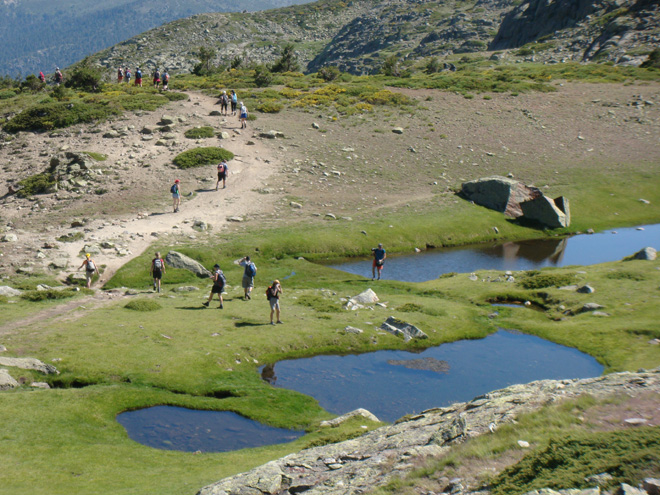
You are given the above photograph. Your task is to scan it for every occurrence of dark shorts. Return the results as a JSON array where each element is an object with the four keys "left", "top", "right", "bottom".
[
  {"left": 221, "top": 102, "right": 228, "bottom": 109},
  {"left": 212, "top": 284, "right": 224, "bottom": 294},
  {"left": 373, "top": 259, "right": 384, "bottom": 268},
  {"left": 218, "top": 172, "right": 226, "bottom": 180},
  {"left": 152, "top": 269, "right": 162, "bottom": 280},
  {"left": 135, "top": 78, "right": 142, "bottom": 85}
]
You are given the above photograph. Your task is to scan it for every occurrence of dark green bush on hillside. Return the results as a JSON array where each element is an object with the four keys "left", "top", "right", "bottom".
[
  {"left": 65, "top": 65, "right": 102, "bottom": 92},
  {"left": 0, "top": 90, "right": 17, "bottom": 99},
  {"left": 162, "top": 91, "right": 188, "bottom": 102},
  {"left": 173, "top": 147, "right": 234, "bottom": 169},
  {"left": 21, "top": 288, "right": 78, "bottom": 302},
  {"left": 317, "top": 66, "right": 341, "bottom": 82},
  {"left": 16, "top": 173, "right": 55, "bottom": 198},
  {"left": 184, "top": 126, "right": 215, "bottom": 139},
  {"left": 254, "top": 65, "right": 273, "bottom": 87},
  {"left": 4, "top": 101, "right": 120, "bottom": 132},
  {"left": 640, "top": 48, "right": 660, "bottom": 69}
]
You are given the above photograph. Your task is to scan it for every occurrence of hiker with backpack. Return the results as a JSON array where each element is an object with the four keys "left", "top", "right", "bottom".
[
  {"left": 239, "top": 102, "right": 248, "bottom": 129},
  {"left": 78, "top": 253, "right": 99, "bottom": 289},
  {"left": 125, "top": 67, "right": 131, "bottom": 85},
  {"left": 117, "top": 67, "right": 123, "bottom": 83},
  {"left": 220, "top": 91, "right": 229, "bottom": 116},
  {"left": 230, "top": 90, "right": 238, "bottom": 116},
  {"left": 54, "top": 68, "right": 63, "bottom": 86},
  {"left": 171, "top": 179, "right": 181, "bottom": 212},
  {"left": 38, "top": 72, "right": 46, "bottom": 84},
  {"left": 153, "top": 68, "right": 161, "bottom": 89},
  {"left": 150, "top": 252, "right": 166, "bottom": 292},
  {"left": 371, "top": 243, "right": 386, "bottom": 280},
  {"left": 203, "top": 264, "right": 226, "bottom": 309},
  {"left": 266, "top": 280, "right": 283, "bottom": 325},
  {"left": 216, "top": 160, "right": 228, "bottom": 190},
  {"left": 162, "top": 70, "right": 169, "bottom": 91},
  {"left": 239, "top": 256, "right": 257, "bottom": 300},
  {"left": 135, "top": 67, "right": 142, "bottom": 87}
]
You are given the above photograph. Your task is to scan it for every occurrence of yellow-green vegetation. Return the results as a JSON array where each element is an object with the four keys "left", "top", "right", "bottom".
[{"left": 172, "top": 146, "right": 234, "bottom": 169}]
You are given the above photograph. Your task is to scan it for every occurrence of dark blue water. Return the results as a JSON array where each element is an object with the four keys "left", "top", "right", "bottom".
[
  {"left": 117, "top": 406, "right": 305, "bottom": 452},
  {"left": 261, "top": 330, "right": 603, "bottom": 423},
  {"left": 329, "top": 224, "right": 660, "bottom": 282}
]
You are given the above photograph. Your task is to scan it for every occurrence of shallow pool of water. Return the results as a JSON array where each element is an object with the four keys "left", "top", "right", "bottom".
[
  {"left": 329, "top": 224, "right": 660, "bottom": 282},
  {"left": 261, "top": 330, "right": 603, "bottom": 423},
  {"left": 117, "top": 406, "right": 305, "bottom": 452}
]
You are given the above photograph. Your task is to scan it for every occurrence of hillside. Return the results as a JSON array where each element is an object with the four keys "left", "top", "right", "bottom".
[
  {"left": 0, "top": 0, "right": 313, "bottom": 78},
  {"left": 84, "top": 0, "right": 660, "bottom": 76}
]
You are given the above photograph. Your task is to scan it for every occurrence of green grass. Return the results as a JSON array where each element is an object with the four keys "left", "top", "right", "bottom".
[
  {"left": 124, "top": 299, "right": 162, "bottom": 311},
  {"left": 20, "top": 288, "right": 79, "bottom": 302}
]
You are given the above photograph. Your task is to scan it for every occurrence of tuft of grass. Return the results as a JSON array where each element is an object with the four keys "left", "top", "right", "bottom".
[
  {"left": 20, "top": 289, "right": 79, "bottom": 302},
  {"left": 173, "top": 147, "right": 234, "bottom": 169},
  {"left": 83, "top": 151, "right": 107, "bottom": 161},
  {"left": 184, "top": 126, "right": 215, "bottom": 139},
  {"left": 296, "top": 294, "right": 342, "bottom": 313},
  {"left": 124, "top": 299, "right": 162, "bottom": 311},
  {"left": 57, "top": 232, "right": 84, "bottom": 243},
  {"left": 519, "top": 273, "right": 575, "bottom": 290},
  {"left": 16, "top": 173, "right": 55, "bottom": 198}
]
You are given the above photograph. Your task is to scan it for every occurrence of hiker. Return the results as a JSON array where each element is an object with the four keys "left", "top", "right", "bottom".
[
  {"left": 230, "top": 90, "right": 238, "bottom": 116},
  {"left": 372, "top": 243, "right": 386, "bottom": 280},
  {"left": 54, "top": 67, "right": 63, "bottom": 86},
  {"left": 162, "top": 70, "right": 169, "bottom": 91},
  {"left": 153, "top": 68, "right": 161, "bottom": 89},
  {"left": 135, "top": 67, "right": 142, "bottom": 87},
  {"left": 266, "top": 280, "right": 283, "bottom": 325},
  {"left": 150, "top": 252, "right": 166, "bottom": 292},
  {"left": 203, "top": 264, "right": 226, "bottom": 309},
  {"left": 220, "top": 91, "right": 229, "bottom": 116},
  {"left": 171, "top": 179, "right": 181, "bottom": 212},
  {"left": 38, "top": 71, "right": 46, "bottom": 84},
  {"left": 239, "top": 102, "right": 248, "bottom": 129},
  {"left": 216, "top": 159, "right": 228, "bottom": 190},
  {"left": 239, "top": 256, "right": 257, "bottom": 300},
  {"left": 125, "top": 67, "right": 131, "bottom": 85},
  {"left": 78, "top": 253, "right": 99, "bottom": 289},
  {"left": 117, "top": 67, "right": 123, "bottom": 83}
]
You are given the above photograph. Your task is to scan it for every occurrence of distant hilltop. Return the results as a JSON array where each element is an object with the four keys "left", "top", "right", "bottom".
[
  {"left": 0, "top": 0, "right": 313, "bottom": 78},
  {"left": 81, "top": 0, "right": 660, "bottom": 76}
]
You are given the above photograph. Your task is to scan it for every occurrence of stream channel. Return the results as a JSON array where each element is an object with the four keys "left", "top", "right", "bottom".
[{"left": 118, "top": 224, "right": 657, "bottom": 451}]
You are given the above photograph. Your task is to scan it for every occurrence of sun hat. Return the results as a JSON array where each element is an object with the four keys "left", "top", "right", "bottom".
[
  {"left": 174, "top": 179, "right": 180, "bottom": 183},
  {"left": 85, "top": 253, "right": 91, "bottom": 258}
]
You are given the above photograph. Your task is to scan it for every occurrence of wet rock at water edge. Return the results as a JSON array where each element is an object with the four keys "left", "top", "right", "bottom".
[{"left": 631, "top": 247, "right": 657, "bottom": 261}]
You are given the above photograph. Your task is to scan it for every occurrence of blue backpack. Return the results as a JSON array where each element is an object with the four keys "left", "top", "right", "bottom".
[{"left": 245, "top": 262, "right": 256, "bottom": 277}]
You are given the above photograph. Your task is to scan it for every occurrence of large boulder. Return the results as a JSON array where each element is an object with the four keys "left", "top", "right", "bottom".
[
  {"left": 379, "top": 316, "right": 428, "bottom": 342},
  {"left": 165, "top": 251, "right": 212, "bottom": 278},
  {"left": 0, "top": 369, "right": 19, "bottom": 390},
  {"left": 460, "top": 176, "right": 542, "bottom": 218},
  {"left": 0, "top": 357, "right": 59, "bottom": 374},
  {"left": 632, "top": 247, "right": 657, "bottom": 261},
  {"left": 520, "top": 195, "right": 571, "bottom": 228},
  {"left": 0, "top": 286, "right": 22, "bottom": 297},
  {"left": 345, "top": 289, "right": 379, "bottom": 310}
]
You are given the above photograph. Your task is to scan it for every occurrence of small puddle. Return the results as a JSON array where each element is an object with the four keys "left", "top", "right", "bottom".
[
  {"left": 328, "top": 224, "right": 660, "bottom": 282},
  {"left": 117, "top": 406, "right": 305, "bottom": 452},
  {"left": 261, "top": 330, "right": 603, "bottom": 423}
]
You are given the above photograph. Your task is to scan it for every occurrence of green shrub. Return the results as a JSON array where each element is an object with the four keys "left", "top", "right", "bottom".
[
  {"left": 4, "top": 101, "right": 120, "bottom": 133},
  {"left": 65, "top": 65, "right": 102, "bottom": 92},
  {"left": 520, "top": 273, "right": 575, "bottom": 289},
  {"left": 124, "top": 299, "right": 162, "bottom": 311},
  {"left": 397, "top": 303, "right": 423, "bottom": 312},
  {"left": 57, "top": 232, "right": 84, "bottom": 243},
  {"left": 256, "top": 100, "right": 283, "bottom": 113},
  {"left": 21, "top": 289, "right": 78, "bottom": 302},
  {"left": 0, "top": 90, "right": 17, "bottom": 99},
  {"left": 317, "top": 66, "right": 341, "bottom": 82},
  {"left": 16, "top": 173, "right": 55, "bottom": 198},
  {"left": 173, "top": 147, "right": 234, "bottom": 169},
  {"left": 162, "top": 91, "right": 188, "bottom": 101},
  {"left": 254, "top": 65, "right": 273, "bottom": 87},
  {"left": 640, "top": 48, "right": 660, "bottom": 69},
  {"left": 184, "top": 126, "right": 215, "bottom": 139}
]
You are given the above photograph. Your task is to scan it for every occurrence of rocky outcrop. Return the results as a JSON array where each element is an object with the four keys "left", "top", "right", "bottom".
[
  {"left": 631, "top": 247, "right": 657, "bottom": 261},
  {"left": 0, "top": 357, "right": 59, "bottom": 375},
  {"left": 345, "top": 289, "right": 379, "bottom": 310},
  {"left": 0, "top": 286, "right": 22, "bottom": 297},
  {"left": 460, "top": 176, "right": 542, "bottom": 218},
  {"left": 198, "top": 368, "right": 660, "bottom": 495},
  {"left": 165, "top": 251, "right": 212, "bottom": 278},
  {"left": 379, "top": 316, "right": 428, "bottom": 342},
  {"left": 0, "top": 369, "right": 19, "bottom": 390},
  {"left": 520, "top": 195, "right": 571, "bottom": 228}
]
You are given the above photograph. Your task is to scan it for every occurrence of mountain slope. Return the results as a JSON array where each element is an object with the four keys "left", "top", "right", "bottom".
[{"left": 0, "top": 0, "right": 313, "bottom": 78}]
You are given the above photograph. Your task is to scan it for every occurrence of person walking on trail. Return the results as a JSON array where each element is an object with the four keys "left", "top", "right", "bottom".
[
  {"left": 230, "top": 90, "right": 238, "bottom": 116},
  {"left": 171, "top": 179, "right": 181, "bottom": 212},
  {"left": 135, "top": 67, "right": 143, "bottom": 87},
  {"left": 162, "top": 70, "right": 169, "bottom": 91},
  {"left": 38, "top": 72, "right": 46, "bottom": 84},
  {"left": 117, "top": 67, "right": 124, "bottom": 83},
  {"left": 239, "top": 256, "right": 257, "bottom": 300},
  {"left": 54, "top": 68, "right": 63, "bottom": 86},
  {"left": 203, "top": 264, "right": 226, "bottom": 308},
  {"left": 79, "top": 253, "right": 99, "bottom": 289},
  {"left": 266, "top": 280, "right": 283, "bottom": 325},
  {"left": 125, "top": 67, "right": 131, "bottom": 85},
  {"left": 151, "top": 252, "right": 166, "bottom": 293},
  {"left": 216, "top": 160, "right": 228, "bottom": 190},
  {"left": 372, "top": 243, "right": 386, "bottom": 280},
  {"left": 220, "top": 91, "right": 229, "bottom": 116},
  {"left": 239, "top": 101, "right": 248, "bottom": 129},
  {"left": 153, "top": 68, "right": 161, "bottom": 89}
]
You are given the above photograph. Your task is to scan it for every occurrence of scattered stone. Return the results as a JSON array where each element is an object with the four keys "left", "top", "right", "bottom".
[
  {"left": 2, "top": 233, "right": 18, "bottom": 242},
  {"left": 468, "top": 273, "right": 478, "bottom": 281},
  {"left": 577, "top": 285, "right": 595, "bottom": 294},
  {"left": 325, "top": 213, "right": 336, "bottom": 220},
  {"left": 639, "top": 199, "right": 650, "bottom": 204},
  {"left": 320, "top": 408, "right": 379, "bottom": 427},
  {"left": 617, "top": 483, "right": 647, "bottom": 495},
  {"left": 631, "top": 247, "right": 657, "bottom": 261},
  {"left": 0, "top": 369, "right": 19, "bottom": 390},
  {"left": 174, "top": 286, "right": 200, "bottom": 292},
  {"left": 312, "top": 122, "right": 320, "bottom": 129},
  {"left": 0, "top": 357, "right": 59, "bottom": 374},
  {"left": 343, "top": 326, "right": 363, "bottom": 334},
  {"left": 591, "top": 311, "right": 611, "bottom": 317},
  {"left": 0, "top": 345, "right": 6, "bottom": 352},
  {"left": 165, "top": 251, "right": 212, "bottom": 278},
  {"left": 160, "top": 115, "right": 175, "bottom": 125},
  {"left": 103, "top": 130, "right": 120, "bottom": 139},
  {"left": 290, "top": 202, "right": 303, "bottom": 209},
  {"left": 218, "top": 131, "right": 230, "bottom": 139},
  {"left": 623, "top": 418, "right": 648, "bottom": 426},
  {"left": 0, "top": 286, "right": 21, "bottom": 297},
  {"left": 379, "top": 316, "right": 428, "bottom": 342},
  {"left": 226, "top": 216, "right": 244, "bottom": 222},
  {"left": 517, "top": 440, "right": 530, "bottom": 448},
  {"left": 585, "top": 473, "right": 614, "bottom": 486},
  {"left": 260, "top": 130, "right": 284, "bottom": 139},
  {"left": 141, "top": 125, "right": 156, "bottom": 134},
  {"left": 346, "top": 289, "right": 378, "bottom": 310},
  {"left": 580, "top": 303, "right": 604, "bottom": 313},
  {"left": 392, "top": 127, "right": 404, "bottom": 134},
  {"left": 30, "top": 382, "right": 51, "bottom": 389},
  {"left": 192, "top": 220, "right": 210, "bottom": 232},
  {"left": 642, "top": 478, "right": 660, "bottom": 495},
  {"left": 493, "top": 226, "right": 499, "bottom": 234}
]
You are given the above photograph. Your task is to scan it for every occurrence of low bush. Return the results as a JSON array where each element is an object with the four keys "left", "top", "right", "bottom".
[
  {"left": 20, "top": 289, "right": 78, "bottom": 302},
  {"left": 4, "top": 100, "right": 120, "bottom": 132},
  {"left": 184, "top": 126, "right": 215, "bottom": 139},
  {"left": 57, "top": 232, "right": 84, "bottom": 243},
  {"left": 640, "top": 48, "right": 660, "bottom": 69},
  {"left": 0, "top": 90, "right": 17, "bottom": 99},
  {"left": 256, "top": 100, "right": 282, "bottom": 113},
  {"left": 162, "top": 91, "right": 188, "bottom": 101},
  {"left": 16, "top": 173, "right": 55, "bottom": 198},
  {"left": 519, "top": 273, "right": 575, "bottom": 289},
  {"left": 173, "top": 147, "right": 234, "bottom": 169},
  {"left": 124, "top": 299, "right": 162, "bottom": 311},
  {"left": 83, "top": 151, "right": 107, "bottom": 161}
]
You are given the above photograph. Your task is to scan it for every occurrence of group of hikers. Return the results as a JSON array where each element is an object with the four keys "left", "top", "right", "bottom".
[
  {"left": 36, "top": 68, "right": 63, "bottom": 86},
  {"left": 217, "top": 90, "right": 249, "bottom": 128},
  {"left": 168, "top": 158, "right": 229, "bottom": 213},
  {"left": 117, "top": 67, "right": 169, "bottom": 90}
]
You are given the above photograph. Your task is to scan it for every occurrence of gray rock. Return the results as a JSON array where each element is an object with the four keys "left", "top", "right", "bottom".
[
  {"left": 0, "top": 357, "right": 59, "bottom": 375},
  {"left": 30, "top": 382, "right": 51, "bottom": 389},
  {"left": 174, "top": 286, "right": 201, "bottom": 292},
  {"left": 290, "top": 202, "right": 303, "bottom": 209},
  {"left": 643, "top": 478, "right": 660, "bottom": 495},
  {"left": 2, "top": 233, "right": 18, "bottom": 242},
  {"left": 320, "top": 408, "right": 380, "bottom": 427},
  {"left": 165, "top": 251, "right": 212, "bottom": 278},
  {"left": 226, "top": 216, "right": 244, "bottom": 222},
  {"left": 141, "top": 125, "right": 157, "bottom": 134},
  {"left": 617, "top": 483, "right": 647, "bottom": 495},
  {"left": 392, "top": 127, "right": 404, "bottom": 134},
  {"left": 520, "top": 195, "right": 570, "bottom": 228},
  {"left": 623, "top": 417, "right": 648, "bottom": 426},
  {"left": 103, "top": 130, "right": 120, "bottom": 139},
  {"left": 192, "top": 220, "right": 210, "bottom": 232},
  {"left": 591, "top": 311, "right": 611, "bottom": 317},
  {"left": 577, "top": 285, "right": 595, "bottom": 294},
  {"left": 259, "top": 130, "right": 284, "bottom": 139},
  {"left": 632, "top": 247, "right": 657, "bottom": 261},
  {"left": 0, "top": 345, "right": 6, "bottom": 352},
  {"left": 0, "top": 286, "right": 21, "bottom": 297},
  {"left": 312, "top": 122, "right": 320, "bottom": 129},
  {"left": 379, "top": 316, "right": 428, "bottom": 342},
  {"left": 580, "top": 303, "right": 604, "bottom": 312},
  {"left": 218, "top": 131, "right": 230, "bottom": 139},
  {"left": 585, "top": 473, "right": 614, "bottom": 486},
  {"left": 209, "top": 110, "right": 222, "bottom": 116},
  {"left": 346, "top": 289, "right": 379, "bottom": 309},
  {"left": 461, "top": 176, "right": 542, "bottom": 218},
  {"left": 325, "top": 213, "right": 336, "bottom": 219},
  {"left": 343, "top": 326, "right": 364, "bottom": 334},
  {"left": 160, "top": 114, "right": 175, "bottom": 125},
  {"left": 0, "top": 369, "right": 19, "bottom": 390}
]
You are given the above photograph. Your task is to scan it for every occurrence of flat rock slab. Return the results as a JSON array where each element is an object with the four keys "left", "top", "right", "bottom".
[
  {"left": 0, "top": 357, "right": 59, "bottom": 375},
  {"left": 379, "top": 316, "right": 428, "bottom": 342}
]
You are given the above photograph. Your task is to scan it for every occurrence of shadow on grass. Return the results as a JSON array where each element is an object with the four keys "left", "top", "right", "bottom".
[{"left": 234, "top": 321, "right": 268, "bottom": 328}]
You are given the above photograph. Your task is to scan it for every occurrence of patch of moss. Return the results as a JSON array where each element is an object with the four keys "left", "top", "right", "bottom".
[
  {"left": 173, "top": 147, "right": 234, "bottom": 169},
  {"left": 57, "top": 232, "right": 84, "bottom": 243},
  {"left": 519, "top": 273, "right": 575, "bottom": 289},
  {"left": 83, "top": 151, "right": 107, "bottom": 161},
  {"left": 184, "top": 126, "right": 215, "bottom": 139},
  {"left": 16, "top": 173, "right": 55, "bottom": 198}
]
